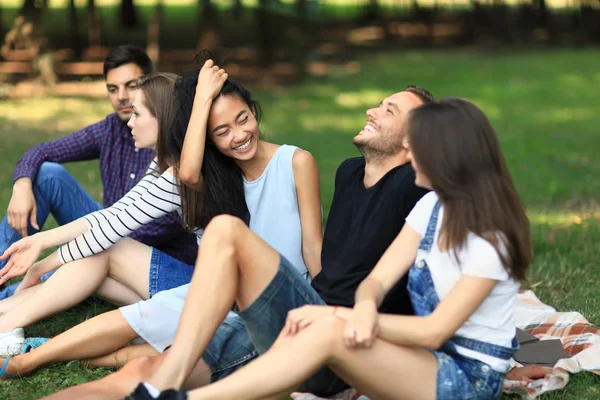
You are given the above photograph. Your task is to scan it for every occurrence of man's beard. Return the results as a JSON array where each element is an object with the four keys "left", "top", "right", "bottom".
[{"left": 354, "top": 134, "right": 404, "bottom": 160}]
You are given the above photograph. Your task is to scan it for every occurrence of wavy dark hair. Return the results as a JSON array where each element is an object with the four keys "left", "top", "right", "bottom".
[
  {"left": 166, "top": 69, "right": 251, "bottom": 231},
  {"left": 407, "top": 98, "right": 532, "bottom": 281}
]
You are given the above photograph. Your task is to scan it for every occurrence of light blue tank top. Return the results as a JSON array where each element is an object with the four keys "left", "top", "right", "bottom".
[{"left": 244, "top": 145, "right": 308, "bottom": 278}]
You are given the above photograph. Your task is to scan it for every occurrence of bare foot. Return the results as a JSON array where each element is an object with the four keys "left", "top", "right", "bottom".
[{"left": 0, "top": 355, "right": 29, "bottom": 380}]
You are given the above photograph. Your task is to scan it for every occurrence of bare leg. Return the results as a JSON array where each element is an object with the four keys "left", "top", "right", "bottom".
[
  {"left": 0, "top": 272, "right": 142, "bottom": 315},
  {"left": 96, "top": 277, "right": 144, "bottom": 307},
  {"left": 148, "top": 215, "right": 281, "bottom": 390},
  {"left": 106, "top": 238, "right": 152, "bottom": 300},
  {"left": 0, "top": 252, "right": 111, "bottom": 331},
  {"left": 187, "top": 316, "right": 437, "bottom": 400},
  {"left": 0, "top": 285, "right": 43, "bottom": 313},
  {"left": 41, "top": 352, "right": 212, "bottom": 400},
  {"left": 87, "top": 343, "right": 159, "bottom": 368},
  {"left": 0, "top": 238, "right": 152, "bottom": 331},
  {"left": 0, "top": 310, "right": 138, "bottom": 378}
]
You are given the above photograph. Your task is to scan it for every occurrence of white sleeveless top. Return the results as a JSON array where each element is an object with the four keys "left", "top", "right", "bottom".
[{"left": 245, "top": 144, "right": 307, "bottom": 277}]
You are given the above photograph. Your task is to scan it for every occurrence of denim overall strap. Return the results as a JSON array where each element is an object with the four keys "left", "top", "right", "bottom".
[
  {"left": 418, "top": 200, "right": 441, "bottom": 252},
  {"left": 447, "top": 336, "right": 519, "bottom": 360}
]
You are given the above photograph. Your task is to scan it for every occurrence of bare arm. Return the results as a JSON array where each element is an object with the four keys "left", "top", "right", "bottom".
[
  {"left": 291, "top": 149, "right": 323, "bottom": 278},
  {"left": 375, "top": 276, "right": 497, "bottom": 348},
  {"left": 354, "top": 223, "right": 422, "bottom": 308},
  {"left": 342, "top": 223, "right": 421, "bottom": 347},
  {"left": 178, "top": 60, "right": 228, "bottom": 187}
]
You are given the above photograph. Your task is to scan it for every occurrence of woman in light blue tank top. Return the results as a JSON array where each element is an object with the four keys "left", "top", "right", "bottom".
[{"left": 0, "top": 61, "right": 322, "bottom": 385}]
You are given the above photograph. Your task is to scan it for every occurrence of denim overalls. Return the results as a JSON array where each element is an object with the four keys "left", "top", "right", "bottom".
[{"left": 407, "top": 201, "right": 518, "bottom": 399}]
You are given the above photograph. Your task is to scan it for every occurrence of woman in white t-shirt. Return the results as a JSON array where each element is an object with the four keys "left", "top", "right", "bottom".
[{"left": 156, "top": 97, "right": 531, "bottom": 400}]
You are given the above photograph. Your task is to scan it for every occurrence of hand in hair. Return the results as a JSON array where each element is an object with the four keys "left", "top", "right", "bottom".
[{"left": 195, "top": 59, "right": 228, "bottom": 104}]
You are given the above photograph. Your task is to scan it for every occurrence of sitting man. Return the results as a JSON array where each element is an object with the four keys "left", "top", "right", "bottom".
[
  {"left": 40, "top": 84, "right": 434, "bottom": 400},
  {"left": 0, "top": 45, "right": 198, "bottom": 299}
]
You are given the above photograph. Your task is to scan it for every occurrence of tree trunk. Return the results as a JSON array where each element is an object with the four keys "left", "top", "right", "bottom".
[
  {"left": 196, "top": 0, "right": 222, "bottom": 61},
  {"left": 87, "top": 0, "right": 101, "bottom": 47},
  {"left": 256, "top": 0, "right": 273, "bottom": 67},
  {"left": 20, "top": 0, "right": 44, "bottom": 24},
  {"left": 147, "top": 1, "right": 163, "bottom": 64},
  {"left": 68, "top": 0, "right": 83, "bottom": 58},
  {"left": 120, "top": 0, "right": 137, "bottom": 28}
]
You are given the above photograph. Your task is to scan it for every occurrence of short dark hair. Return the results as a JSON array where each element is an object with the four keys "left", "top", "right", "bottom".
[
  {"left": 103, "top": 45, "right": 153, "bottom": 77},
  {"left": 403, "top": 85, "right": 435, "bottom": 104}
]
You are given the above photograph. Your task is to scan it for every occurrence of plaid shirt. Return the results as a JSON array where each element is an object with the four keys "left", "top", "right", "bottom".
[{"left": 13, "top": 113, "right": 198, "bottom": 265}]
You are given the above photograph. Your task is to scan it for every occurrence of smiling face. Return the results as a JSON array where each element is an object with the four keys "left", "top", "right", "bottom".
[
  {"left": 127, "top": 91, "right": 159, "bottom": 149},
  {"left": 353, "top": 91, "right": 424, "bottom": 157},
  {"left": 207, "top": 95, "right": 260, "bottom": 161},
  {"left": 106, "top": 62, "right": 144, "bottom": 121}
]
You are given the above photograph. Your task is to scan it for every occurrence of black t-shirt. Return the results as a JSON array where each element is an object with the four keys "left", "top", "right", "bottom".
[{"left": 311, "top": 157, "right": 429, "bottom": 315}]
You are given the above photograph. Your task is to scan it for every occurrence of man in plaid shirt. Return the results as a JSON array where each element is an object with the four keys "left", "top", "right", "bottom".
[{"left": 0, "top": 45, "right": 198, "bottom": 299}]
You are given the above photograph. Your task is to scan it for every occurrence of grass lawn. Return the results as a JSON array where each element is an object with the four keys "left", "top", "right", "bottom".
[{"left": 1, "top": 48, "right": 599, "bottom": 399}]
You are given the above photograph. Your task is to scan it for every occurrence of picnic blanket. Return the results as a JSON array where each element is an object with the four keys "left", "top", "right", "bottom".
[{"left": 294, "top": 290, "right": 600, "bottom": 400}]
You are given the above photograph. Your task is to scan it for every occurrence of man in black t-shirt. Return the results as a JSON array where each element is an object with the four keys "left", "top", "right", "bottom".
[
  {"left": 135, "top": 85, "right": 435, "bottom": 397},
  {"left": 52, "top": 85, "right": 434, "bottom": 400}
]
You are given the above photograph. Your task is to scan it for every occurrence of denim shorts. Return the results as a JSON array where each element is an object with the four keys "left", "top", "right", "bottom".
[
  {"left": 237, "top": 254, "right": 349, "bottom": 396},
  {"left": 432, "top": 345, "right": 506, "bottom": 400},
  {"left": 148, "top": 248, "right": 195, "bottom": 297},
  {"left": 201, "top": 312, "right": 259, "bottom": 382}
]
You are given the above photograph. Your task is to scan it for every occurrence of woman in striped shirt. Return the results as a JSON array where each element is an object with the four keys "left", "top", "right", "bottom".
[{"left": 0, "top": 62, "right": 322, "bottom": 386}]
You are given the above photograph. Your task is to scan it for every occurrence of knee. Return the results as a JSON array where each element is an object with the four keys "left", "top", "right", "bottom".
[
  {"left": 36, "top": 162, "right": 68, "bottom": 182},
  {"left": 203, "top": 215, "right": 246, "bottom": 243},
  {"left": 120, "top": 354, "right": 162, "bottom": 378},
  {"left": 313, "top": 315, "right": 346, "bottom": 347}
]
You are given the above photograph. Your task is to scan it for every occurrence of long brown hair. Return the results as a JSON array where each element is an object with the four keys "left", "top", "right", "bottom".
[
  {"left": 137, "top": 72, "right": 179, "bottom": 173},
  {"left": 408, "top": 98, "right": 532, "bottom": 281}
]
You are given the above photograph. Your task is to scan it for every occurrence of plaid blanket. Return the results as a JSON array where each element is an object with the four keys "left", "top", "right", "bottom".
[
  {"left": 294, "top": 290, "right": 599, "bottom": 400},
  {"left": 502, "top": 290, "right": 600, "bottom": 399}
]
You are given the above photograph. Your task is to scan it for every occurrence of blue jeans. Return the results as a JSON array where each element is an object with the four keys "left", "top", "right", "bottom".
[
  {"left": 238, "top": 254, "right": 349, "bottom": 397},
  {"left": 0, "top": 162, "right": 102, "bottom": 300},
  {"left": 147, "top": 248, "right": 194, "bottom": 298}
]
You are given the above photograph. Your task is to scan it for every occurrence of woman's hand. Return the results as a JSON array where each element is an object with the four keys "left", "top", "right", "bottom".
[
  {"left": 283, "top": 305, "right": 336, "bottom": 337},
  {"left": 344, "top": 300, "right": 379, "bottom": 349},
  {"left": 195, "top": 59, "right": 228, "bottom": 104},
  {"left": 0, "top": 233, "right": 46, "bottom": 286}
]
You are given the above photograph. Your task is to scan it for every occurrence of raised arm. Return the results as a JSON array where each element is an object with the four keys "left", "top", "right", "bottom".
[
  {"left": 178, "top": 60, "right": 228, "bottom": 187},
  {"left": 291, "top": 149, "right": 323, "bottom": 278}
]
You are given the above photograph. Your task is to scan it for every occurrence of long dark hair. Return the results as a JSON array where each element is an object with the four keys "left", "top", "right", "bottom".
[
  {"left": 408, "top": 98, "right": 532, "bottom": 281},
  {"left": 167, "top": 69, "right": 250, "bottom": 230}
]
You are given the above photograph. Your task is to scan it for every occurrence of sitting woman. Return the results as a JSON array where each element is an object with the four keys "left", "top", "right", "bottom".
[
  {"left": 0, "top": 61, "right": 322, "bottom": 390},
  {"left": 132, "top": 97, "right": 532, "bottom": 400}
]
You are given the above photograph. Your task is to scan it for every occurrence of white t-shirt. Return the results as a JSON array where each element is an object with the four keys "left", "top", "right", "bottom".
[{"left": 406, "top": 192, "right": 520, "bottom": 372}]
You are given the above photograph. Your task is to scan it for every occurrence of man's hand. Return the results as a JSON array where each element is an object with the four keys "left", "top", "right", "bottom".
[{"left": 7, "top": 178, "right": 39, "bottom": 237}]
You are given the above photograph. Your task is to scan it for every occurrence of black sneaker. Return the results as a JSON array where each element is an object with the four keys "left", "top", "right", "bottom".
[{"left": 124, "top": 383, "right": 188, "bottom": 400}]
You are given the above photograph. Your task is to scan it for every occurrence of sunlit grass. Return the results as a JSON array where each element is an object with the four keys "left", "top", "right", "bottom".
[{"left": 1, "top": 48, "right": 599, "bottom": 399}]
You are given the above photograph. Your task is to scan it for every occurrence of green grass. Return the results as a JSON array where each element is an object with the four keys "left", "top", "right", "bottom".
[{"left": 1, "top": 48, "right": 600, "bottom": 398}]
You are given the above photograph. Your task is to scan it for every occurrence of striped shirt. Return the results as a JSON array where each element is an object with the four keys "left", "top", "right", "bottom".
[
  {"left": 13, "top": 113, "right": 197, "bottom": 265},
  {"left": 58, "top": 158, "right": 198, "bottom": 265}
]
